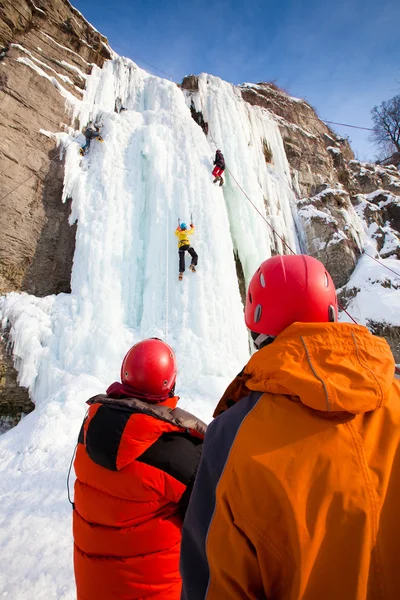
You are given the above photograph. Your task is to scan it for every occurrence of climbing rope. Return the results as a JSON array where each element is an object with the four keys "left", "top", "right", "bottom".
[
  {"left": 225, "top": 165, "right": 358, "bottom": 325},
  {"left": 164, "top": 96, "right": 172, "bottom": 343},
  {"left": 165, "top": 158, "right": 170, "bottom": 342},
  {"left": 321, "top": 120, "right": 373, "bottom": 132},
  {"left": 269, "top": 164, "right": 400, "bottom": 280},
  {"left": 225, "top": 166, "right": 296, "bottom": 256},
  {"left": 111, "top": 41, "right": 174, "bottom": 80},
  {"left": 223, "top": 159, "right": 400, "bottom": 373},
  {"left": 362, "top": 252, "right": 400, "bottom": 278}
]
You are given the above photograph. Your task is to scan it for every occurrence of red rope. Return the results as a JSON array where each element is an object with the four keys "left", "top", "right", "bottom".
[
  {"left": 363, "top": 251, "right": 400, "bottom": 278},
  {"left": 339, "top": 306, "right": 358, "bottom": 324},
  {"left": 303, "top": 203, "right": 400, "bottom": 280},
  {"left": 266, "top": 162, "right": 400, "bottom": 282},
  {"left": 226, "top": 166, "right": 296, "bottom": 256}
]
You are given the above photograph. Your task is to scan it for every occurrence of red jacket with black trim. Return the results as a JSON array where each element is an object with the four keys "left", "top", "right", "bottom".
[{"left": 73, "top": 389, "right": 206, "bottom": 600}]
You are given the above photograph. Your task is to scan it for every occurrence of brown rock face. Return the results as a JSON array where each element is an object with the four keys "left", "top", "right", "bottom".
[
  {"left": 0, "top": 0, "right": 111, "bottom": 429},
  {"left": 297, "top": 187, "right": 362, "bottom": 288},
  {"left": 347, "top": 160, "right": 400, "bottom": 197},
  {"left": 240, "top": 82, "right": 354, "bottom": 197},
  {"left": 180, "top": 74, "right": 199, "bottom": 92},
  {"left": 0, "top": 0, "right": 110, "bottom": 296}
]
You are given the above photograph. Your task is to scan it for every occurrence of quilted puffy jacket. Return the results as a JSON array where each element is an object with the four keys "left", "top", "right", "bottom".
[{"left": 73, "top": 390, "right": 205, "bottom": 600}]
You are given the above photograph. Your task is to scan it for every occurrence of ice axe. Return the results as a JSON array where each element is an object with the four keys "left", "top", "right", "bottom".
[{"left": 190, "top": 212, "right": 194, "bottom": 225}]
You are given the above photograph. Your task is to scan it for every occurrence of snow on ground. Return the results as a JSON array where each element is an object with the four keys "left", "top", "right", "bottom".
[
  {"left": 344, "top": 193, "right": 400, "bottom": 330},
  {"left": 0, "top": 57, "right": 300, "bottom": 598}
]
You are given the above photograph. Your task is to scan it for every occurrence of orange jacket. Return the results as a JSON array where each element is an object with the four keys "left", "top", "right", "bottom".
[{"left": 181, "top": 322, "right": 400, "bottom": 600}]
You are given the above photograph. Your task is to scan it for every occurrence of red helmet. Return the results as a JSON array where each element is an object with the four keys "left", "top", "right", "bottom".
[
  {"left": 121, "top": 338, "right": 177, "bottom": 399},
  {"left": 245, "top": 255, "right": 338, "bottom": 338}
]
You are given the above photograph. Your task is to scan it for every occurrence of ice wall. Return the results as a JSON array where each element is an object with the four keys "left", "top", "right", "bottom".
[
  {"left": 186, "top": 73, "right": 300, "bottom": 279},
  {"left": 0, "top": 57, "right": 301, "bottom": 598}
]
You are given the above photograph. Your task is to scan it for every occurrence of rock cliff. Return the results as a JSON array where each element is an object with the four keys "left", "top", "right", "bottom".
[
  {"left": 241, "top": 83, "right": 400, "bottom": 362},
  {"left": 0, "top": 0, "right": 111, "bottom": 428}
]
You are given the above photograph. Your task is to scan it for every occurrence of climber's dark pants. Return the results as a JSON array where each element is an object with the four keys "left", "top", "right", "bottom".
[
  {"left": 179, "top": 245, "right": 198, "bottom": 272},
  {"left": 82, "top": 131, "right": 101, "bottom": 152}
]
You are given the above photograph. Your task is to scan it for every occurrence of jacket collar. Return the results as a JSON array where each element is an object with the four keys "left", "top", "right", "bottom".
[{"left": 215, "top": 323, "right": 396, "bottom": 417}]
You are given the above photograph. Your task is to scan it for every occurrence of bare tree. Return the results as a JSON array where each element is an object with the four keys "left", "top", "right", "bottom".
[{"left": 371, "top": 95, "right": 400, "bottom": 158}]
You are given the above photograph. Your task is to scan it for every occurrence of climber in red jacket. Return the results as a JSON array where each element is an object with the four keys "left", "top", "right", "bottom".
[
  {"left": 212, "top": 149, "right": 225, "bottom": 186},
  {"left": 73, "top": 338, "right": 206, "bottom": 600}
]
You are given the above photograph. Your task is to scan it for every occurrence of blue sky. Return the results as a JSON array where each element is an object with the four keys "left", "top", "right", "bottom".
[{"left": 73, "top": 0, "right": 400, "bottom": 160}]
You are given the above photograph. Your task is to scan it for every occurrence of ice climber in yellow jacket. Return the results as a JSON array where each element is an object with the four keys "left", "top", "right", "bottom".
[
  {"left": 180, "top": 254, "right": 400, "bottom": 600},
  {"left": 175, "top": 222, "right": 198, "bottom": 281}
]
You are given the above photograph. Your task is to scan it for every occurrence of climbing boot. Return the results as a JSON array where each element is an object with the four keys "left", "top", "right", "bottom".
[
  {"left": 179, "top": 272, "right": 183, "bottom": 281},
  {"left": 213, "top": 177, "right": 219, "bottom": 184},
  {"left": 189, "top": 265, "right": 196, "bottom": 272},
  {"left": 219, "top": 177, "right": 224, "bottom": 187}
]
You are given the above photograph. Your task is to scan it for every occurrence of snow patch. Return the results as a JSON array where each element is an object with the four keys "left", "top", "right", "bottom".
[
  {"left": 327, "top": 146, "right": 341, "bottom": 155},
  {"left": 16, "top": 57, "right": 80, "bottom": 106},
  {"left": 29, "top": 0, "right": 45, "bottom": 14},
  {"left": 39, "top": 32, "right": 91, "bottom": 66},
  {"left": 12, "top": 44, "right": 79, "bottom": 88},
  {"left": 60, "top": 60, "right": 87, "bottom": 80}
]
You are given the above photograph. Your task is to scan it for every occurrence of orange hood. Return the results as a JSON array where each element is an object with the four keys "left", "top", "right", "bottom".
[{"left": 243, "top": 322, "right": 395, "bottom": 414}]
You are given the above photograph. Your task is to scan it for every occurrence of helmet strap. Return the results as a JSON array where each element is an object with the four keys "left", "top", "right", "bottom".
[
  {"left": 251, "top": 332, "right": 275, "bottom": 350},
  {"left": 328, "top": 305, "right": 337, "bottom": 322}
]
